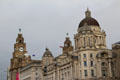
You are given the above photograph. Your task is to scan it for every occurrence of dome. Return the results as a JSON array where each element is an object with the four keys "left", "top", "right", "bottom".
[
  {"left": 79, "top": 17, "right": 100, "bottom": 28},
  {"left": 115, "top": 41, "right": 120, "bottom": 44},
  {"left": 79, "top": 8, "right": 100, "bottom": 28},
  {"left": 43, "top": 48, "right": 53, "bottom": 57}
]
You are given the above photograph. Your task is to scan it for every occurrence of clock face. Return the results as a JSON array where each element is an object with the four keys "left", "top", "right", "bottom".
[
  {"left": 65, "top": 44, "right": 68, "bottom": 47},
  {"left": 19, "top": 47, "right": 24, "bottom": 52}
]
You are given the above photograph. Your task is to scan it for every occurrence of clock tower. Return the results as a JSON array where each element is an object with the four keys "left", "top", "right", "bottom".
[
  {"left": 13, "top": 29, "right": 27, "bottom": 58},
  {"left": 63, "top": 33, "right": 73, "bottom": 53},
  {"left": 10, "top": 29, "right": 31, "bottom": 80}
]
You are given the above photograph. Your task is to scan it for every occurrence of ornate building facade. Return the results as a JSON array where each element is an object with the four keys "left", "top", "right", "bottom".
[
  {"left": 8, "top": 9, "right": 120, "bottom": 80},
  {"left": 9, "top": 30, "right": 31, "bottom": 80}
]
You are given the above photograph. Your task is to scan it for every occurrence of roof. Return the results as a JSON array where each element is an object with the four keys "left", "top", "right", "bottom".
[
  {"left": 42, "top": 48, "right": 53, "bottom": 57},
  {"left": 78, "top": 8, "right": 100, "bottom": 28},
  {"left": 115, "top": 41, "right": 120, "bottom": 44},
  {"left": 79, "top": 17, "right": 100, "bottom": 28}
]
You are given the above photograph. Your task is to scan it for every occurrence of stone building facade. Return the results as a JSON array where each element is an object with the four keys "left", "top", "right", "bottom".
[
  {"left": 8, "top": 9, "right": 120, "bottom": 80},
  {"left": 112, "top": 42, "right": 120, "bottom": 80},
  {"left": 20, "top": 60, "right": 43, "bottom": 80}
]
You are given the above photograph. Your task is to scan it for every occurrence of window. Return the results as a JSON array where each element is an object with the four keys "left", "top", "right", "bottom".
[
  {"left": 36, "top": 77, "right": 39, "bottom": 80},
  {"left": 91, "top": 70, "right": 94, "bottom": 77},
  {"left": 88, "top": 37, "right": 91, "bottom": 46},
  {"left": 83, "top": 54, "right": 86, "bottom": 58},
  {"left": 68, "top": 71, "right": 70, "bottom": 80},
  {"left": 101, "top": 53, "right": 105, "bottom": 57},
  {"left": 19, "top": 40, "right": 22, "bottom": 43},
  {"left": 102, "top": 70, "right": 106, "bottom": 76},
  {"left": 101, "top": 62, "right": 105, "bottom": 66},
  {"left": 65, "top": 72, "right": 67, "bottom": 77},
  {"left": 90, "top": 54, "right": 93, "bottom": 58},
  {"left": 19, "top": 58, "right": 22, "bottom": 62},
  {"left": 80, "top": 62, "right": 81, "bottom": 66},
  {"left": 83, "top": 37, "right": 86, "bottom": 47},
  {"left": 36, "top": 68, "right": 38, "bottom": 71},
  {"left": 80, "top": 70, "right": 82, "bottom": 77},
  {"left": 90, "top": 61, "right": 93, "bottom": 67},
  {"left": 36, "top": 73, "right": 38, "bottom": 76},
  {"left": 84, "top": 70, "right": 88, "bottom": 76},
  {"left": 84, "top": 61, "right": 87, "bottom": 66},
  {"left": 94, "top": 38, "right": 96, "bottom": 43},
  {"left": 68, "top": 71, "right": 70, "bottom": 76}
]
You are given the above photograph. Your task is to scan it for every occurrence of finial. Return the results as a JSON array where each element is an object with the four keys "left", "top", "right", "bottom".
[
  {"left": 66, "top": 33, "right": 69, "bottom": 37},
  {"left": 19, "top": 28, "right": 22, "bottom": 33},
  {"left": 46, "top": 48, "right": 49, "bottom": 51},
  {"left": 87, "top": 7, "right": 89, "bottom": 11},
  {"left": 85, "top": 8, "right": 91, "bottom": 18}
]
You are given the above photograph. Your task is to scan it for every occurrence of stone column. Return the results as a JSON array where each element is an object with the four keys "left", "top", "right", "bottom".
[
  {"left": 11, "top": 69, "right": 17, "bottom": 80},
  {"left": 108, "top": 58, "right": 112, "bottom": 77},
  {"left": 71, "top": 63, "right": 73, "bottom": 80},
  {"left": 96, "top": 59, "right": 102, "bottom": 78}
]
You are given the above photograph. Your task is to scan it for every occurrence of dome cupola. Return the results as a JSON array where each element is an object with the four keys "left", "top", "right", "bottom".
[
  {"left": 79, "top": 8, "right": 100, "bottom": 28},
  {"left": 42, "top": 48, "right": 53, "bottom": 57},
  {"left": 42, "top": 48, "right": 54, "bottom": 66}
]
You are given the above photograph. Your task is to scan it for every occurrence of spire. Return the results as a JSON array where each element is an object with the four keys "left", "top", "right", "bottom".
[{"left": 85, "top": 8, "right": 91, "bottom": 18}]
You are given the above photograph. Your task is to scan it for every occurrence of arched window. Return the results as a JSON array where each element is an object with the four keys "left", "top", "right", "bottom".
[
  {"left": 84, "top": 61, "right": 87, "bottom": 66},
  {"left": 94, "top": 37, "right": 96, "bottom": 46},
  {"left": 83, "top": 54, "right": 86, "bottom": 58},
  {"left": 19, "top": 40, "right": 22, "bottom": 43},
  {"left": 101, "top": 62, "right": 106, "bottom": 66},
  {"left": 90, "top": 53, "right": 93, "bottom": 58},
  {"left": 83, "top": 37, "right": 86, "bottom": 47},
  {"left": 84, "top": 70, "right": 88, "bottom": 77},
  {"left": 101, "top": 53, "right": 105, "bottom": 57},
  {"left": 90, "top": 61, "right": 94, "bottom": 67},
  {"left": 102, "top": 70, "right": 106, "bottom": 76},
  {"left": 88, "top": 37, "right": 91, "bottom": 46},
  {"left": 91, "top": 70, "right": 94, "bottom": 77}
]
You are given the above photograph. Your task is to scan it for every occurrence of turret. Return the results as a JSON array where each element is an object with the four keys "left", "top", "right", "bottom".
[
  {"left": 63, "top": 33, "right": 73, "bottom": 53},
  {"left": 10, "top": 29, "right": 31, "bottom": 70},
  {"left": 42, "top": 48, "right": 54, "bottom": 66}
]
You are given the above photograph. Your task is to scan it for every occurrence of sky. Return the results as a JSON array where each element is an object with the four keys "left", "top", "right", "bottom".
[{"left": 0, "top": 0, "right": 120, "bottom": 79}]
